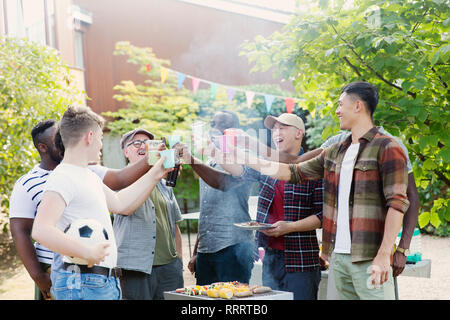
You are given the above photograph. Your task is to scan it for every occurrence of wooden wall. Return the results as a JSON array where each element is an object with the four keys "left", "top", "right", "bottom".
[{"left": 73, "top": 0, "right": 293, "bottom": 114}]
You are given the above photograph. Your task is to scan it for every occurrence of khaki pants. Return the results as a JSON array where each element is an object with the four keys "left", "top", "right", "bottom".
[{"left": 332, "top": 253, "right": 394, "bottom": 300}]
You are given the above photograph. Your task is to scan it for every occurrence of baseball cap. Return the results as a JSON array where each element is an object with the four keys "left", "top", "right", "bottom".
[
  {"left": 120, "top": 128, "right": 154, "bottom": 149},
  {"left": 264, "top": 113, "right": 305, "bottom": 133}
]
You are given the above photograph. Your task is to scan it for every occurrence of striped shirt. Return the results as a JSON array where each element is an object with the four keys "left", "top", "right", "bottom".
[
  {"left": 290, "top": 127, "right": 410, "bottom": 263},
  {"left": 241, "top": 166, "right": 323, "bottom": 272},
  {"left": 9, "top": 164, "right": 108, "bottom": 264}
]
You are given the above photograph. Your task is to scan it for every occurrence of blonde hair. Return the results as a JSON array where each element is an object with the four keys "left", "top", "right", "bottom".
[{"left": 59, "top": 105, "right": 105, "bottom": 148}]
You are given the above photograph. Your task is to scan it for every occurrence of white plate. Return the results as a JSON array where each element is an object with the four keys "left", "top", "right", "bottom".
[{"left": 234, "top": 221, "right": 274, "bottom": 230}]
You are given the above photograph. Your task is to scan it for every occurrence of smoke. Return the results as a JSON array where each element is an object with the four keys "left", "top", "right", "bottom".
[{"left": 177, "top": 19, "right": 249, "bottom": 85}]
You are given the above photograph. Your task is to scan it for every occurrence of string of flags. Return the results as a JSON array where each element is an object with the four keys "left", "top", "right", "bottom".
[{"left": 146, "top": 62, "right": 303, "bottom": 114}]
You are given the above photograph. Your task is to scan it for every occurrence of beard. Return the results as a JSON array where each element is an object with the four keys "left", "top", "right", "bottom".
[{"left": 48, "top": 147, "right": 63, "bottom": 164}]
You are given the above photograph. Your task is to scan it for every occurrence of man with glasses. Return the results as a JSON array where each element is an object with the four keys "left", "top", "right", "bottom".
[{"left": 113, "top": 128, "right": 184, "bottom": 300}]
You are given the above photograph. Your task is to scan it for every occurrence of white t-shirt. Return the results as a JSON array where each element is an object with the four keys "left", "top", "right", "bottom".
[
  {"left": 9, "top": 164, "right": 109, "bottom": 265},
  {"left": 44, "top": 163, "right": 117, "bottom": 268},
  {"left": 334, "top": 143, "right": 360, "bottom": 254},
  {"left": 10, "top": 165, "right": 53, "bottom": 264}
]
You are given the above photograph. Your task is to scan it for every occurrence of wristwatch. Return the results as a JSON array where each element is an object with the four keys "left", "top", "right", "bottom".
[{"left": 396, "top": 246, "right": 410, "bottom": 256}]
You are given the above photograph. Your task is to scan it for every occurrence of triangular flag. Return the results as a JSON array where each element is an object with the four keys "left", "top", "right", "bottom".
[
  {"left": 226, "top": 88, "right": 236, "bottom": 104},
  {"left": 160, "top": 67, "right": 168, "bottom": 84},
  {"left": 285, "top": 98, "right": 296, "bottom": 114},
  {"left": 192, "top": 77, "right": 200, "bottom": 94},
  {"left": 245, "top": 91, "right": 255, "bottom": 108},
  {"left": 177, "top": 72, "right": 186, "bottom": 90},
  {"left": 264, "top": 95, "right": 275, "bottom": 113},
  {"left": 146, "top": 63, "right": 151, "bottom": 72},
  {"left": 210, "top": 83, "right": 219, "bottom": 100}
]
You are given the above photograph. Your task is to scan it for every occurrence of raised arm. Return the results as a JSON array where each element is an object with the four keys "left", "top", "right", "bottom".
[
  {"left": 103, "top": 155, "right": 151, "bottom": 191},
  {"left": 105, "top": 156, "right": 171, "bottom": 215},
  {"left": 175, "top": 143, "right": 243, "bottom": 191}
]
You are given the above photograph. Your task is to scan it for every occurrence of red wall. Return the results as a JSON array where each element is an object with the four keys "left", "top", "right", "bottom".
[{"left": 74, "top": 0, "right": 293, "bottom": 114}]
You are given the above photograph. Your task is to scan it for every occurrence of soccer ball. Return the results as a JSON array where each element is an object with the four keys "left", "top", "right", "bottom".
[{"left": 63, "top": 218, "right": 109, "bottom": 265}]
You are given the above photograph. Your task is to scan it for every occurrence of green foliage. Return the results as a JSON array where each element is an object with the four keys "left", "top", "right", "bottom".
[
  {"left": 241, "top": 0, "right": 450, "bottom": 233},
  {"left": 103, "top": 42, "right": 307, "bottom": 210},
  {"left": 305, "top": 111, "right": 336, "bottom": 149},
  {"left": 103, "top": 42, "right": 201, "bottom": 209},
  {"left": 193, "top": 83, "right": 308, "bottom": 148},
  {"left": 103, "top": 41, "right": 200, "bottom": 140},
  {"left": 194, "top": 84, "right": 295, "bottom": 127},
  {"left": 0, "top": 37, "right": 81, "bottom": 217}
]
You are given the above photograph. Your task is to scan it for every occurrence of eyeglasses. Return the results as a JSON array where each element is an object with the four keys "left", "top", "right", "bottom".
[{"left": 126, "top": 139, "right": 150, "bottom": 148}]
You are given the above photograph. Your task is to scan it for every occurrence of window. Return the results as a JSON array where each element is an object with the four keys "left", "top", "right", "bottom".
[
  {"left": 74, "top": 30, "right": 84, "bottom": 69},
  {"left": 22, "top": 0, "right": 46, "bottom": 45},
  {"left": 4, "top": 0, "right": 55, "bottom": 47},
  {"left": 46, "top": 0, "right": 55, "bottom": 47}
]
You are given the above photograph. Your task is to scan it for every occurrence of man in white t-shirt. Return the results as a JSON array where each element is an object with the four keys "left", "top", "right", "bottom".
[
  {"left": 10, "top": 120, "right": 155, "bottom": 299},
  {"left": 31, "top": 106, "right": 172, "bottom": 300}
]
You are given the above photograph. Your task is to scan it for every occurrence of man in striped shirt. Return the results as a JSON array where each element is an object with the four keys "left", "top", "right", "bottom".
[
  {"left": 9, "top": 120, "right": 154, "bottom": 299},
  {"left": 234, "top": 82, "right": 410, "bottom": 299}
]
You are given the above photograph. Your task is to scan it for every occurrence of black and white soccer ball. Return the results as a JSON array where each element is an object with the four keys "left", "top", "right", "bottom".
[{"left": 63, "top": 218, "right": 109, "bottom": 265}]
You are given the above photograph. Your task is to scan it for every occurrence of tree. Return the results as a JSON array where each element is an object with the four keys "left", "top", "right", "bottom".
[
  {"left": 104, "top": 42, "right": 307, "bottom": 211},
  {"left": 241, "top": 0, "right": 450, "bottom": 233},
  {"left": 102, "top": 42, "right": 201, "bottom": 212},
  {"left": 193, "top": 83, "right": 308, "bottom": 149},
  {"left": 0, "top": 37, "right": 82, "bottom": 224}
]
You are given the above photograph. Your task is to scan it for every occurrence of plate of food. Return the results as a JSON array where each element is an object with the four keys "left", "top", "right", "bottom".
[
  {"left": 174, "top": 282, "right": 272, "bottom": 299},
  {"left": 234, "top": 221, "right": 274, "bottom": 230}
]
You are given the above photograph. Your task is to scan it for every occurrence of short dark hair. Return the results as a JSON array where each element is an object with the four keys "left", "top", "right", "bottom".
[
  {"left": 342, "top": 81, "right": 379, "bottom": 116},
  {"left": 31, "top": 120, "right": 57, "bottom": 149},
  {"left": 54, "top": 126, "right": 65, "bottom": 156}
]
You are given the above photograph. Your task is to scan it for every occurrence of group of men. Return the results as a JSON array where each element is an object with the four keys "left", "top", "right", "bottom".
[{"left": 9, "top": 81, "right": 419, "bottom": 300}]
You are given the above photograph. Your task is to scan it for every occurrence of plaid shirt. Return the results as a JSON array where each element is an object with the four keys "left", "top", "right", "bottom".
[
  {"left": 241, "top": 166, "right": 323, "bottom": 272},
  {"left": 290, "top": 127, "right": 410, "bottom": 263}
]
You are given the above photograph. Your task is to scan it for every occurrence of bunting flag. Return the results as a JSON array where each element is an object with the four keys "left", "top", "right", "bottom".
[
  {"left": 226, "top": 87, "right": 236, "bottom": 104},
  {"left": 148, "top": 60, "right": 305, "bottom": 115},
  {"left": 264, "top": 94, "right": 275, "bottom": 113},
  {"left": 285, "top": 98, "right": 296, "bottom": 114},
  {"left": 177, "top": 72, "right": 186, "bottom": 90},
  {"left": 160, "top": 67, "right": 168, "bottom": 84},
  {"left": 210, "top": 83, "right": 219, "bottom": 100},
  {"left": 245, "top": 91, "right": 255, "bottom": 108},
  {"left": 192, "top": 77, "right": 200, "bottom": 94}
]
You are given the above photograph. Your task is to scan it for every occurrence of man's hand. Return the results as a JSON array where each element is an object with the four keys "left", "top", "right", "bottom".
[
  {"left": 85, "top": 241, "right": 111, "bottom": 268},
  {"left": 34, "top": 270, "right": 52, "bottom": 299},
  {"left": 149, "top": 156, "right": 174, "bottom": 180},
  {"left": 174, "top": 143, "right": 192, "bottom": 164},
  {"left": 370, "top": 251, "right": 391, "bottom": 287},
  {"left": 260, "top": 221, "right": 291, "bottom": 237},
  {"left": 392, "top": 251, "right": 407, "bottom": 277},
  {"left": 188, "top": 255, "right": 196, "bottom": 275}
]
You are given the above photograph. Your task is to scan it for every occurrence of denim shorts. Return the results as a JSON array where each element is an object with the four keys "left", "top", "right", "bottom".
[{"left": 51, "top": 269, "right": 122, "bottom": 300}]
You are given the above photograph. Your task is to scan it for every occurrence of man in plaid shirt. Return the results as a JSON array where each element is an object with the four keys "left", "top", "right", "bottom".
[
  {"left": 235, "top": 82, "right": 409, "bottom": 299},
  {"left": 220, "top": 113, "right": 323, "bottom": 300}
]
